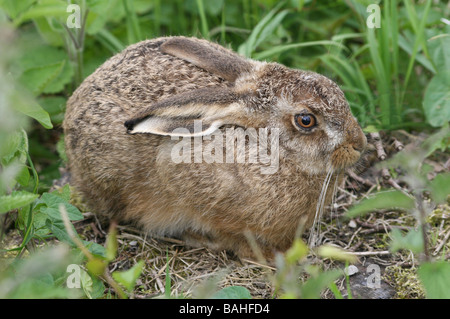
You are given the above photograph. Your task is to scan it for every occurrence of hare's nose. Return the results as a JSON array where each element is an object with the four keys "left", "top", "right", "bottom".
[{"left": 346, "top": 120, "right": 367, "bottom": 153}]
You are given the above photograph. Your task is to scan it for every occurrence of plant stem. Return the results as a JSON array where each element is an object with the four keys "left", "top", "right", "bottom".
[{"left": 417, "top": 194, "right": 430, "bottom": 262}]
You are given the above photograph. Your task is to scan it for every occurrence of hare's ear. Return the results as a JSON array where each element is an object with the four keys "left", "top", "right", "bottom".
[
  {"left": 161, "top": 37, "right": 254, "bottom": 82},
  {"left": 124, "top": 87, "right": 245, "bottom": 137}
]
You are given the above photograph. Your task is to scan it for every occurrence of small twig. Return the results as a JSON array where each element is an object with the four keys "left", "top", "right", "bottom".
[
  {"left": 347, "top": 169, "right": 375, "bottom": 187},
  {"left": 433, "top": 227, "right": 450, "bottom": 256},
  {"left": 350, "top": 250, "right": 391, "bottom": 256},
  {"left": 370, "top": 132, "right": 387, "bottom": 160},
  {"left": 355, "top": 218, "right": 409, "bottom": 234},
  {"left": 240, "top": 259, "right": 277, "bottom": 271},
  {"left": 385, "top": 178, "right": 403, "bottom": 191},
  {"left": 381, "top": 168, "right": 391, "bottom": 180},
  {"left": 444, "top": 158, "right": 450, "bottom": 171},
  {"left": 392, "top": 138, "right": 404, "bottom": 151}
]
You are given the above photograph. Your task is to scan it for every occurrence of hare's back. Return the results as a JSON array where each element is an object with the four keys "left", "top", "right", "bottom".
[{"left": 64, "top": 37, "right": 228, "bottom": 156}]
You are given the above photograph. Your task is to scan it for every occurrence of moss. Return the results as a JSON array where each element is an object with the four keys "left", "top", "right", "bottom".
[
  {"left": 383, "top": 265, "right": 425, "bottom": 299},
  {"left": 428, "top": 204, "right": 450, "bottom": 226}
]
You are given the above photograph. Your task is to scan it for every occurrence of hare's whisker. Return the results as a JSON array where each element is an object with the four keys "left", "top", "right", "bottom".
[{"left": 308, "top": 167, "right": 334, "bottom": 247}]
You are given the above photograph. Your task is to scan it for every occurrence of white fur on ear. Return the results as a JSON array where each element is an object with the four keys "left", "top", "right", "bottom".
[{"left": 128, "top": 117, "right": 224, "bottom": 137}]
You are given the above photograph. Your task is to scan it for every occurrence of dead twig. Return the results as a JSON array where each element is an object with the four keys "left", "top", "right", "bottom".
[
  {"left": 433, "top": 227, "right": 450, "bottom": 256},
  {"left": 370, "top": 132, "right": 387, "bottom": 160}
]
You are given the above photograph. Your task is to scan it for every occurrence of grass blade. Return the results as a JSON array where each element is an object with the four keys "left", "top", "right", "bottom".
[{"left": 254, "top": 40, "right": 345, "bottom": 60}]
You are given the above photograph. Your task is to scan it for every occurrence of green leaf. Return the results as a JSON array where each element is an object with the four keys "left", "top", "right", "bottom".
[
  {"left": 0, "top": 191, "right": 39, "bottom": 214},
  {"left": 346, "top": 190, "right": 415, "bottom": 218},
  {"left": 105, "top": 226, "right": 118, "bottom": 262},
  {"left": 46, "top": 218, "right": 76, "bottom": 245},
  {"left": 212, "top": 286, "right": 252, "bottom": 299},
  {"left": 0, "top": 0, "right": 36, "bottom": 19},
  {"left": 37, "top": 96, "right": 66, "bottom": 125},
  {"left": 42, "top": 61, "right": 74, "bottom": 94},
  {"left": 1, "top": 129, "right": 28, "bottom": 165},
  {"left": 428, "top": 34, "right": 450, "bottom": 73},
  {"left": 80, "top": 268, "right": 106, "bottom": 299},
  {"left": 299, "top": 269, "right": 342, "bottom": 299},
  {"left": 83, "top": 240, "right": 107, "bottom": 258},
  {"left": 285, "top": 238, "right": 308, "bottom": 264},
  {"left": 423, "top": 71, "right": 450, "bottom": 127},
  {"left": 38, "top": 192, "right": 83, "bottom": 221},
  {"left": 112, "top": 260, "right": 145, "bottom": 292},
  {"left": 15, "top": 164, "right": 31, "bottom": 187},
  {"left": 19, "top": 61, "right": 65, "bottom": 96},
  {"left": 12, "top": 99, "right": 53, "bottom": 129},
  {"left": 428, "top": 173, "right": 450, "bottom": 204},
  {"left": 389, "top": 228, "right": 424, "bottom": 254},
  {"left": 51, "top": 184, "right": 71, "bottom": 202},
  {"left": 86, "top": 258, "right": 107, "bottom": 277},
  {"left": 13, "top": 0, "right": 68, "bottom": 26},
  {"left": 85, "top": 0, "right": 122, "bottom": 35},
  {"left": 17, "top": 45, "right": 73, "bottom": 96},
  {"left": 418, "top": 261, "right": 450, "bottom": 299},
  {"left": 33, "top": 17, "right": 65, "bottom": 47}
]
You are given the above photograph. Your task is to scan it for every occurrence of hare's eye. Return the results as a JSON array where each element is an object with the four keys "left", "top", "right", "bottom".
[{"left": 294, "top": 114, "right": 316, "bottom": 129}]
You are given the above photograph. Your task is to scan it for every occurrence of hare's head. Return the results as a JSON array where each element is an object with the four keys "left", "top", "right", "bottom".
[{"left": 125, "top": 37, "right": 366, "bottom": 174}]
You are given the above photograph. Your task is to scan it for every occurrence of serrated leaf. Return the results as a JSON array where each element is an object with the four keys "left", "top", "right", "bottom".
[
  {"left": 46, "top": 217, "right": 106, "bottom": 257},
  {"left": 43, "top": 61, "right": 74, "bottom": 94},
  {"left": 38, "top": 192, "right": 83, "bottom": 221},
  {"left": 112, "top": 260, "right": 144, "bottom": 292},
  {"left": 0, "top": 191, "right": 38, "bottom": 214},
  {"left": 417, "top": 261, "right": 450, "bottom": 299},
  {"left": 212, "top": 286, "right": 252, "bottom": 299},
  {"left": 346, "top": 190, "right": 415, "bottom": 218},
  {"left": 16, "top": 44, "right": 71, "bottom": 95},
  {"left": 19, "top": 61, "right": 65, "bottom": 96}
]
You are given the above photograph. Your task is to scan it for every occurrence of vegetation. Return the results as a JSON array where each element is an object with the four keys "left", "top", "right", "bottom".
[{"left": 0, "top": 0, "right": 449, "bottom": 299}]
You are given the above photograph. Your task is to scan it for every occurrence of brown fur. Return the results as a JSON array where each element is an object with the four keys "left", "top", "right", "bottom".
[{"left": 63, "top": 36, "right": 366, "bottom": 259}]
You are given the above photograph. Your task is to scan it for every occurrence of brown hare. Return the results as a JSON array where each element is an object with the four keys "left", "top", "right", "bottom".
[{"left": 64, "top": 36, "right": 366, "bottom": 258}]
